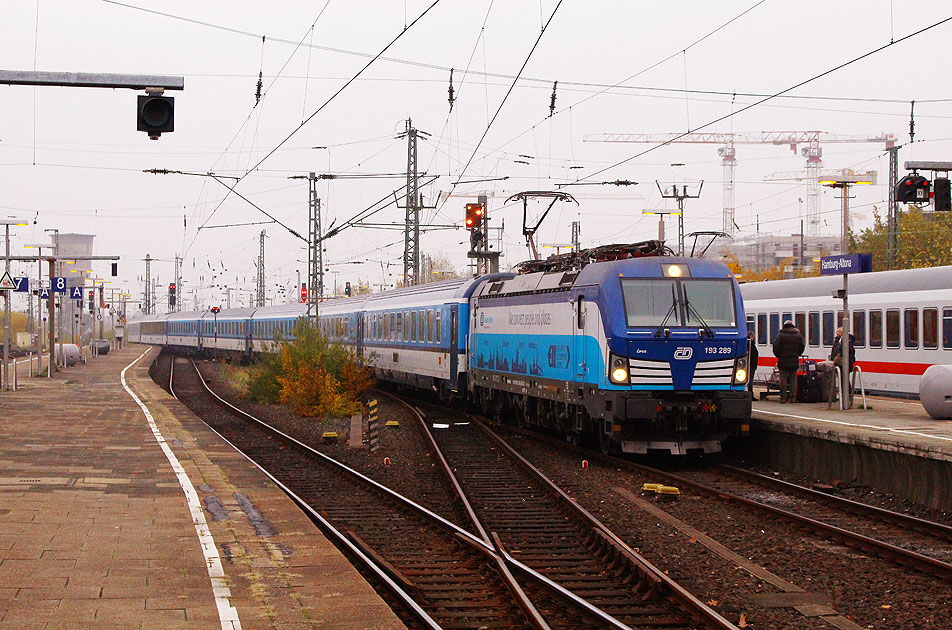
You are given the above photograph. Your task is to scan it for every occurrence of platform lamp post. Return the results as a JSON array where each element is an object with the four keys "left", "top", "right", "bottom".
[
  {"left": 2, "top": 218, "right": 29, "bottom": 391},
  {"left": 642, "top": 209, "right": 681, "bottom": 250},
  {"left": 819, "top": 172, "right": 876, "bottom": 410},
  {"left": 24, "top": 241, "right": 57, "bottom": 378}
]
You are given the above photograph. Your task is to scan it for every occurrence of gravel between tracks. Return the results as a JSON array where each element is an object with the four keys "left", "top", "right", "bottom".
[{"left": 495, "top": 429, "right": 952, "bottom": 630}]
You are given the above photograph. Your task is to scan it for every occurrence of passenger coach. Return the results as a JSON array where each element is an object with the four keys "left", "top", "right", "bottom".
[{"left": 741, "top": 265, "right": 952, "bottom": 397}]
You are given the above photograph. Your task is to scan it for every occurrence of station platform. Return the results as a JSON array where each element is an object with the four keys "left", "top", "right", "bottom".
[
  {"left": 0, "top": 344, "right": 405, "bottom": 630},
  {"left": 747, "top": 390, "right": 952, "bottom": 510}
]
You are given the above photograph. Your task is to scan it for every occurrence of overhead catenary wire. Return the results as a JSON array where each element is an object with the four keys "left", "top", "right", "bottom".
[{"left": 578, "top": 15, "right": 952, "bottom": 185}]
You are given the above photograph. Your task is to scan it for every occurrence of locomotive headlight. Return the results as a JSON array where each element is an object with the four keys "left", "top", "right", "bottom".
[
  {"left": 609, "top": 354, "right": 630, "bottom": 384},
  {"left": 733, "top": 355, "right": 749, "bottom": 384},
  {"left": 662, "top": 264, "right": 690, "bottom": 278}
]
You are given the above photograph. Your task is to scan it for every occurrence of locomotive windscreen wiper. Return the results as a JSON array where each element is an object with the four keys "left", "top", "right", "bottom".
[
  {"left": 653, "top": 283, "right": 679, "bottom": 337},
  {"left": 684, "top": 296, "right": 714, "bottom": 338}
]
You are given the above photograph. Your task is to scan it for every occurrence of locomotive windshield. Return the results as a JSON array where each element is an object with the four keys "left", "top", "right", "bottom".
[
  {"left": 621, "top": 278, "right": 736, "bottom": 328},
  {"left": 682, "top": 279, "right": 736, "bottom": 328}
]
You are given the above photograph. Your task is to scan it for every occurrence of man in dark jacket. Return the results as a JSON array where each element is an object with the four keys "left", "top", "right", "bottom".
[
  {"left": 772, "top": 320, "right": 805, "bottom": 403},
  {"left": 747, "top": 330, "right": 759, "bottom": 395}
]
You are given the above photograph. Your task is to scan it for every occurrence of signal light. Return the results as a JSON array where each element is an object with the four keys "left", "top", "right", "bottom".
[
  {"left": 344, "top": 281, "right": 352, "bottom": 297},
  {"left": 896, "top": 174, "right": 931, "bottom": 203},
  {"left": 465, "top": 202, "right": 484, "bottom": 230},
  {"left": 168, "top": 282, "right": 176, "bottom": 308},
  {"left": 300, "top": 283, "right": 308, "bottom": 303},
  {"left": 934, "top": 178, "right": 951, "bottom": 211},
  {"left": 88, "top": 291, "right": 95, "bottom": 314},
  {"left": 137, "top": 94, "right": 175, "bottom": 139},
  {"left": 210, "top": 306, "right": 220, "bottom": 314}
]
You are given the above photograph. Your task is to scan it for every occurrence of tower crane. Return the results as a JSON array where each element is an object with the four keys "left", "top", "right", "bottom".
[{"left": 583, "top": 131, "right": 895, "bottom": 237}]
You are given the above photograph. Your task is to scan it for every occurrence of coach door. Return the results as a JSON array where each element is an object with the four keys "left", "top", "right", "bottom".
[
  {"left": 573, "top": 295, "right": 586, "bottom": 380},
  {"left": 449, "top": 304, "right": 460, "bottom": 388}
]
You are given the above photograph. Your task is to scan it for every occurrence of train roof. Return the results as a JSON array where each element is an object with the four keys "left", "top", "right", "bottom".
[
  {"left": 250, "top": 302, "right": 308, "bottom": 319},
  {"left": 740, "top": 265, "right": 952, "bottom": 300}
]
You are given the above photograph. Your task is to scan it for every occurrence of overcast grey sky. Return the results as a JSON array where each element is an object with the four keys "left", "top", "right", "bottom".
[{"left": 2, "top": 1, "right": 951, "bottom": 311}]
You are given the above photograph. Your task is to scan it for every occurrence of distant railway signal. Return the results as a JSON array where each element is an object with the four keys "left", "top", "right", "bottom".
[{"left": 465, "top": 202, "right": 484, "bottom": 230}]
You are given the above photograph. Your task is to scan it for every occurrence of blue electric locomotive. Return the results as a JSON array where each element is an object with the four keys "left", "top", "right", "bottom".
[{"left": 468, "top": 246, "right": 750, "bottom": 455}]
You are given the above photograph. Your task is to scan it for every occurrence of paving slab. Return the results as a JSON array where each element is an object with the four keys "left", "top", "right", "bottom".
[{"left": 0, "top": 344, "right": 406, "bottom": 630}]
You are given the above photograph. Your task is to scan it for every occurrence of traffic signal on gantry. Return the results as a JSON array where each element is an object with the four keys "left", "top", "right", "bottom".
[{"left": 465, "top": 203, "right": 484, "bottom": 229}]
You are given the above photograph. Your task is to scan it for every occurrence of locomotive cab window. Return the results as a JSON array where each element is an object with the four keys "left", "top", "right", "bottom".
[
  {"left": 620, "top": 278, "right": 678, "bottom": 326},
  {"left": 682, "top": 279, "right": 736, "bottom": 328}
]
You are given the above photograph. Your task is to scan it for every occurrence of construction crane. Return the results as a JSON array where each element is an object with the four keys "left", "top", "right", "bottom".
[{"left": 583, "top": 131, "right": 896, "bottom": 237}]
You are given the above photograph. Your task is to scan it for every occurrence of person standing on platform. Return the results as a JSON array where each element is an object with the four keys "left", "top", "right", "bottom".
[
  {"left": 831, "top": 326, "right": 856, "bottom": 404},
  {"left": 747, "top": 330, "right": 759, "bottom": 396},
  {"left": 772, "top": 320, "right": 805, "bottom": 403}
]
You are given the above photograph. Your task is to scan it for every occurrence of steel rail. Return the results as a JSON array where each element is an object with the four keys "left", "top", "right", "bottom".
[
  {"left": 378, "top": 391, "right": 637, "bottom": 630},
  {"left": 469, "top": 416, "right": 741, "bottom": 630},
  {"left": 716, "top": 464, "right": 952, "bottom": 541},
  {"left": 168, "top": 355, "right": 178, "bottom": 400},
  {"left": 194, "top": 361, "right": 657, "bottom": 628},
  {"left": 176, "top": 360, "right": 442, "bottom": 630},
  {"left": 488, "top": 418, "right": 952, "bottom": 579}
]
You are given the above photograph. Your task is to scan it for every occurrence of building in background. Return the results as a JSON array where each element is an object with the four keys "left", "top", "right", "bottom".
[{"left": 704, "top": 233, "right": 843, "bottom": 274}]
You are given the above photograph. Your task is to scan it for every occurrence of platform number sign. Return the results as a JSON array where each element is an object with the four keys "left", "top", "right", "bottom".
[
  {"left": 51, "top": 277, "right": 68, "bottom": 293},
  {"left": 39, "top": 288, "right": 50, "bottom": 300},
  {"left": 13, "top": 277, "right": 30, "bottom": 293},
  {"left": 69, "top": 286, "right": 83, "bottom": 300}
]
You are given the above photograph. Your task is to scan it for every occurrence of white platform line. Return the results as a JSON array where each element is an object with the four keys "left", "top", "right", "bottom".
[
  {"left": 754, "top": 408, "right": 952, "bottom": 443},
  {"left": 120, "top": 349, "right": 242, "bottom": 630}
]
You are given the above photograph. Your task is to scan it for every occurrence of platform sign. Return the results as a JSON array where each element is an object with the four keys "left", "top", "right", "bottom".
[
  {"left": 818, "top": 253, "right": 872, "bottom": 276},
  {"left": 68, "top": 286, "right": 83, "bottom": 300},
  {"left": 51, "top": 276, "right": 68, "bottom": 293},
  {"left": 39, "top": 287, "right": 50, "bottom": 300},
  {"left": 13, "top": 277, "right": 29, "bottom": 293}
]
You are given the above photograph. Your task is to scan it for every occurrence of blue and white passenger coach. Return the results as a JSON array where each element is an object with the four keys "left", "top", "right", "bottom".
[{"left": 469, "top": 254, "right": 751, "bottom": 455}]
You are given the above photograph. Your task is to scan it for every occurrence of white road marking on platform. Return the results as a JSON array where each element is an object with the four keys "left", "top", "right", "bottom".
[
  {"left": 754, "top": 409, "right": 952, "bottom": 443},
  {"left": 120, "top": 349, "right": 242, "bottom": 630}
]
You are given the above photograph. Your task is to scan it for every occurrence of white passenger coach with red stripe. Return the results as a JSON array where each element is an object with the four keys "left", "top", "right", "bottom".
[{"left": 740, "top": 265, "right": 952, "bottom": 397}]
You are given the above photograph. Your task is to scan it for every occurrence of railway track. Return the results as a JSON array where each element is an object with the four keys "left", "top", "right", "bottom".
[
  {"left": 392, "top": 394, "right": 739, "bottom": 630},
  {"left": 170, "top": 356, "right": 741, "bottom": 629},
  {"left": 671, "top": 463, "right": 952, "bottom": 575},
  {"left": 169, "top": 356, "right": 521, "bottom": 630},
  {"left": 474, "top": 412, "right": 952, "bottom": 580}
]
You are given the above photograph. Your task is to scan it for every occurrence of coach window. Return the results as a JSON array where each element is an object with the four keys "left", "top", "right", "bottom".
[
  {"left": 427, "top": 310, "right": 434, "bottom": 342},
  {"left": 435, "top": 310, "right": 442, "bottom": 343},
  {"left": 757, "top": 313, "right": 767, "bottom": 345},
  {"left": 769, "top": 313, "right": 780, "bottom": 343},
  {"left": 405, "top": 311, "right": 411, "bottom": 341},
  {"left": 411, "top": 311, "right": 418, "bottom": 342},
  {"left": 746, "top": 314, "right": 755, "bottom": 338},
  {"left": 782, "top": 312, "right": 792, "bottom": 326},
  {"left": 869, "top": 310, "right": 883, "bottom": 347},
  {"left": 852, "top": 311, "right": 866, "bottom": 347},
  {"left": 904, "top": 309, "right": 919, "bottom": 349},
  {"left": 795, "top": 312, "right": 806, "bottom": 339},
  {"left": 924, "top": 308, "right": 938, "bottom": 349},
  {"left": 943, "top": 308, "right": 952, "bottom": 349},
  {"left": 886, "top": 309, "right": 900, "bottom": 348},
  {"left": 822, "top": 311, "right": 835, "bottom": 347},
  {"left": 396, "top": 312, "right": 403, "bottom": 341}
]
